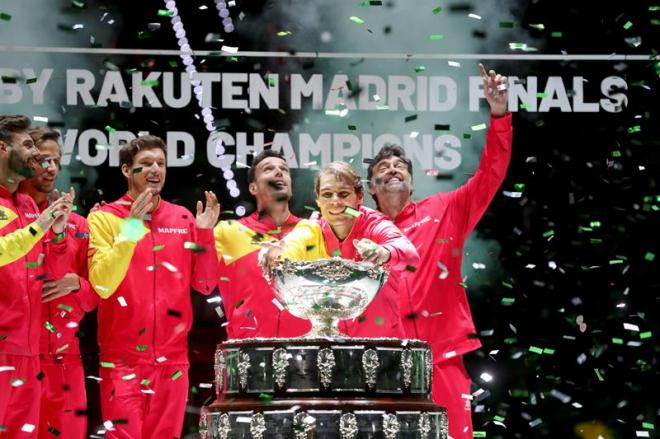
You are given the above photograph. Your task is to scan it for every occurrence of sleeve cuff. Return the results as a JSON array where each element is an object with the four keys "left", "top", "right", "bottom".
[{"left": 490, "top": 112, "right": 512, "bottom": 130}]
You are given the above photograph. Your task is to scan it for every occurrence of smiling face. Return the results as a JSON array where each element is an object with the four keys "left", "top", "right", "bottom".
[
  {"left": 316, "top": 172, "right": 364, "bottom": 239},
  {"left": 368, "top": 155, "right": 413, "bottom": 201},
  {"left": 122, "top": 147, "right": 167, "bottom": 197},
  {"left": 26, "top": 139, "right": 60, "bottom": 194},
  {"left": 5, "top": 131, "right": 40, "bottom": 179},
  {"left": 249, "top": 156, "right": 292, "bottom": 208}
]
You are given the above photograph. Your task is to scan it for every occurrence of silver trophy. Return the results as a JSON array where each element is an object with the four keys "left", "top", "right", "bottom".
[{"left": 268, "top": 257, "right": 389, "bottom": 337}]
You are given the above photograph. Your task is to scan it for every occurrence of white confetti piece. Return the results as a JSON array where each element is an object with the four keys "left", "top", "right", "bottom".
[
  {"left": 623, "top": 323, "right": 639, "bottom": 331},
  {"left": 272, "top": 298, "right": 285, "bottom": 311},
  {"left": 448, "top": 61, "right": 461, "bottom": 68},
  {"left": 199, "top": 383, "right": 213, "bottom": 388},
  {"left": 21, "top": 424, "right": 36, "bottom": 433},
  {"left": 221, "top": 45, "right": 238, "bottom": 54},
  {"left": 480, "top": 372, "right": 493, "bottom": 382},
  {"left": 443, "top": 350, "right": 457, "bottom": 359},
  {"left": 468, "top": 13, "right": 482, "bottom": 19},
  {"left": 33, "top": 116, "right": 49, "bottom": 123},
  {"left": 162, "top": 261, "right": 178, "bottom": 272},
  {"left": 206, "top": 296, "right": 222, "bottom": 303},
  {"left": 471, "top": 123, "right": 487, "bottom": 131},
  {"left": 0, "top": 366, "right": 16, "bottom": 372},
  {"left": 156, "top": 356, "right": 167, "bottom": 363},
  {"left": 409, "top": 131, "right": 419, "bottom": 138},
  {"left": 117, "top": 296, "right": 127, "bottom": 307}
]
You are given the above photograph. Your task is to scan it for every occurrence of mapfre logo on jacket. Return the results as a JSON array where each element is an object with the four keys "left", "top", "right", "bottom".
[{"left": 157, "top": 227, "right": 189, "bottom": 234}]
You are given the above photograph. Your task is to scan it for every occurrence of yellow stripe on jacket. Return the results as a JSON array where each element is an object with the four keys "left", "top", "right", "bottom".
[
  {"left": 0, "top": 205, "right": 44, "bottom": 267},
  {"left": 280, "top": 220, "right": 329, "bottom": 261}
]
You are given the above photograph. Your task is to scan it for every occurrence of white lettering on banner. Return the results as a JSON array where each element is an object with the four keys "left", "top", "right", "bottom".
[
  {"left": 157, "top": 228, "right": 189, "bottom": 234},
  {"left": 2, "top": 68, "right": 627, "bottom": 112}
]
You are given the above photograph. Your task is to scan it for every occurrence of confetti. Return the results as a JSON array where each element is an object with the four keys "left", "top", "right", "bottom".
[{"left": 349, "top": 16, "right": 365, "bottom": 24}]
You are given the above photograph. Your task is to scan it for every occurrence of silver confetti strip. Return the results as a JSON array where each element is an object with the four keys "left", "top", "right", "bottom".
[
  {"left": 198, "top": 410, "right": 209, "bottom": 439},
  {"left": 292, "top": 411, "right": 315, "bottom": 439},
  {"left": 401, "top": 348, "right": 413, "bottom": 390},
  {"left": 237, "top": 350, "right": 251, "bottom": 391},
  {"left": 382, "top": 413, "right": 400, "bottom": 439},
  {"left": 272, "top": 348, "right": 289, "bottom": 390},
  {"left": 419, "top": 412, "right": 432, "bottom": 439},
  {"left": 317, "top": 348, "right": 336, "bottom": 389},
  {"left": 362, "top": 349, "right": 379, "bottom": 390},
  {"left": 249, "top": 413, "right": 267, "bottom": 438},
  {"left": 339, "top": 412, "right": 359, "bottom": 439},
  {"left": 425, "top": 349, "right": 433, "bottom": 388},
  {"left": 218, "top": 413, "right": 231, "bottom": 439}
]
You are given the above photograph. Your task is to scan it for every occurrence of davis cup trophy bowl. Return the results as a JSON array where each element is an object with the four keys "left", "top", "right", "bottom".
[
  {"left": 268, "top": 257, "right": 389, "bottom": 337},
  {"left": 199, "top": 258, "right": 448, "bottom": 438}
]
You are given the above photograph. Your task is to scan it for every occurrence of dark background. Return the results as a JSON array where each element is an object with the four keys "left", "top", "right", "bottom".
[{"left": 18, "top": 0, "right": 659, "bottom": 437}]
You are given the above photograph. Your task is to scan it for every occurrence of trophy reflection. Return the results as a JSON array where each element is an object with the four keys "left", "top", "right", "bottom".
[{"left": 267, "top": 258, "right": 389, "bottom": 337}]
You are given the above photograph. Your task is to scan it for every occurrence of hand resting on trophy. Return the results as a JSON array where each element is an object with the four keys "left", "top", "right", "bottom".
[{"left": 353, "top": 238, "right": 391, "bottom": 265}]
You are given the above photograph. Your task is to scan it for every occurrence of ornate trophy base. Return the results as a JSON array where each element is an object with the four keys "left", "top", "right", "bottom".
[{"left": 201, "top": 337, "right": 447, "bottom": 438}]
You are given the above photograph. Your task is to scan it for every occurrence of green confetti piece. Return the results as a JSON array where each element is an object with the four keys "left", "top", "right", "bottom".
[
  {"left": 551, "top": 31, "right": 563, "bottom": 38},
  {"left": 514, "top": 183, "right": 526, "bottom": 191},
  {"left": 520, "top": 103, "right": 530, "bottom": 109},
  {"left": 171, "top": 370, "right": 183, "bottom": 380},
  {"left": 26, "top": 260, "right": 42, "bottom": 268},
  {"left": 405, "top": 265, "right": 417, "bottom": 272},
  {"left": 95, "top": 284, "right": 110, "bottom": 294},
  {"left": 375, "top": 316, "right": 385, "bottom": 326},
  {"left": 44, "top": 322, "right": 56, "bottom": 333},
  {"left": 332, "top": 249, "right": 341, "bottom": 257},
  {"left": 463, "top": 133, "right": 472, "bottom": 139},
  {"left": 499, "top": 21, "right": 516, "bottom": 28},
  {"left": 348, "top": 125, "right": 357, "bottom": 131},
  {"left": 266, "top": 227, "right": 282, "bottom": 235},
  {"left": 136, "top": 344, "right": 148, "bottom": 352},
  {"left": 589, "top": 221, "right": 601, "bottom": 227},
  {"left": 276, "top": 31, "right": 292, "bottom": 36},
  {"left": 623, "top": 20, "right": 633, "bottom": 29},
  {"left": 474, "top": 432, "right": 487, "bottom": 438},
  {"left": 55, "top": 344, "right": 69, "bottom": 353},
  {"left": 471, "top": 123, "right": 487, "bottom": 131},
  {"left": 609, "top": 259, "right": 624, "bottom": 265},
  {"left": 429, "top": 34, "right": 443, "bottom": 40},
  {"left": 141, "top": 79, "right": 160, "bottom": 87},
  {"left": 1, "top": 75, "right": 17, "bottom": 83},
  {"left": 157, "top": 9, "right": 174, "bottom": 16},
  {"left": 542, "top": 229, "right": 555, "bottom": 238},
  {"left": 104, "top": 125, "right": 116, "bottom": 134},
  {"left": 435, "top": 124, "right": 450, "bottom": 131},
  {"left": 219, "top": 276, "right": 230, "bottom": 282},
  {"left": 501, "top": 297, "right": 515, "bottom": 304},
  {"left": 56, "top": 304, "right": 73, "bottom": 313},
  {"left": 650, "top": 6, "right": 660, "bottom": 11},
  {"left": 140, "top": 379, "right": 151, "bottom": 386},
  {"left": 529, "top": 346, "right": 543, "bottom": 354},
  {"left": 100, "top": 361, "right": 115, "bottom": 368},
  {"left": 642, "top": 422, "right": 655, "bottom": 430},
  {"left": 644, "top": 252, "right": 655, "bottom": 261},
  {"left": 26, "top": 78, "right": 38, "bottom": 84},
  {"left": 432, "top": 6, "right": 442, "bottom": 14},
  {"left": 414, "top": 66, "right": 426, "bottom": 73},
  {"left": 258, "top": 393, "right": 273, "bottom": 401},
  {"left": 120, "top": 217, "right": 147, "bottom": 242},
  {"left": 404, "top": 114, "right": 418, "bottom": 123},
  {"left": 611, "top": 150, "right": 621, "bottom": 157},
  {"left": 612, "top": 337, "right": 624, "bottom": 344},
  {"left": 153, "top": 244, "right": 166, "bottom": 251},
  {"left": 640, "top": 331, "right": 652, "bottom": 339},
  {"left": 0, "top": 12, "right": 12, "bottom": 21},
  {"left": 542, "top": 348, "right": 555, "bottom": 355},
  {"left": 343, "top": 207, "right": 360, "bottom": 218},
  {"left": 493, "top": 415, "right": 506, "bottom": 422},
  {"left": 458, "top": 282, "right": 468, "bottom": 288},
  {"left": 184, "top": 241, "right": 205, "bottom": 252},
  {"left": 594, "top": 368, "right": 604, "bottom": 381},
  {"left": 628, "top": 125, "right": 641, "bottom": 133},
  {"left": 502, "top": 281, "right": 514, "bottom": 289},
  {"left": 349, "top": 16, "right": 365, "bottom": 24},
  {"left": 71, "top": 0, "right": 85, "bottom": 8},
  {"left": 11, "top": 378, "right": 25, "bottom": 387}
]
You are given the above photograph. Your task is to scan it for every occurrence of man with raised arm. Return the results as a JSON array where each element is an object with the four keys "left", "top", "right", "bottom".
[
  {"left": 87, "top": 135, "right": 219, "bottom": 438},
  {"left": 366, "top": 65, "right": 513, "bottom": 438}
]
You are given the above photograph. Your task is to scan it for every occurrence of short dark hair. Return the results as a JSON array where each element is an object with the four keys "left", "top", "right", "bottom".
[
  {"left": 119, "top": 135, "right": 167, "bottom": 168},
  {"left": 0, "top": 115, "right": 31, "bottom": 145},
  {"left": 315, "top": 161, "right": 363, "bottom": 197},
  {"left": 248, "top": 149, "right": 287, "bottom": 184},
  {"left": 29, "top": 127, "right": 61, "bottom": 150},
  {"left": 367, "top": 144, "right": 413, "bottom": 182}
]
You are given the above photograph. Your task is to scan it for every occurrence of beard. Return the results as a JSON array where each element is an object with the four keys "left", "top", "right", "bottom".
[{"left": 8, "top": 149, "right": 36, "bottom": 178}]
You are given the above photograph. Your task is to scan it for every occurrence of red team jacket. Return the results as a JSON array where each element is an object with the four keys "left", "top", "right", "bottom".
[
  {"left": 87, "top": 194, "right": 218, "bottom": 365},
  {"left": 397, "top": 113, "right": 513, "bottom": 363},
  {"left": 0, "top": 186, "right": 69, "bottom": 356},
  {"left": 214, "top": 212, "right": 311, "bottom": 338},
  {"left": 281, "top": 205, "right": 420, "bottom": 337},
  {"left": 36, "top": 200, "right": 98, "bottom": 357}
]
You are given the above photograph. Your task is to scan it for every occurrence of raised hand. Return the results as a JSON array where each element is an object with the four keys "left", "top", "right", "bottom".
[
  {"left": 42, "top": 273, "right": 81, "bottom": 302},
  {"left": 36, "top": 189, "right": 74, "bottom": 233},
  {"left": 129, "top": 189, "right": 154, "bottom": 220},
  {"left": 195, "top": 191, "right": 220, "bottom": 229},
  {"left": 353, "top": 238, "right": 391, "bottom": 265},
  {"left": 50, "top": 187, "right": 76, "bottom": 234},
  {"left": 258, "top": 240, "right": 286, "bottom": 277},
  {"left": 479, "top": 63, "right": 508, "bottom": 117}
]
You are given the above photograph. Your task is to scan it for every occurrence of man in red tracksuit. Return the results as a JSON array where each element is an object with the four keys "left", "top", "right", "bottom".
[
  {"left": 214, "top": 149, "right": 311, "bottom": 339},
  {"left": 87, "top": 135, "right": 219, "bottom": 438},
  {"left": 0, "top": 115, "right": 74, "bottom": 438},
  {"left": 366, "top": 65, "right": 513, "bottom": 438},
  {"left": 261, "top": 161, "right": 420, "bottom": 338},
  {"left": 18, "top": 127, "right": 98, "bottom": 439}
]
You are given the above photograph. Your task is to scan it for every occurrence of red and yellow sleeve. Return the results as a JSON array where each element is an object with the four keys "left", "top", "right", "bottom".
[
  {"left": 0, "top": 206, "right": 45, "bottom": 267},
  {"left": 281, "top": 220, "right": 328, "bottom": 261},
  {"left": 87, "top": 211, "right": 142, "bottom": 299}
]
